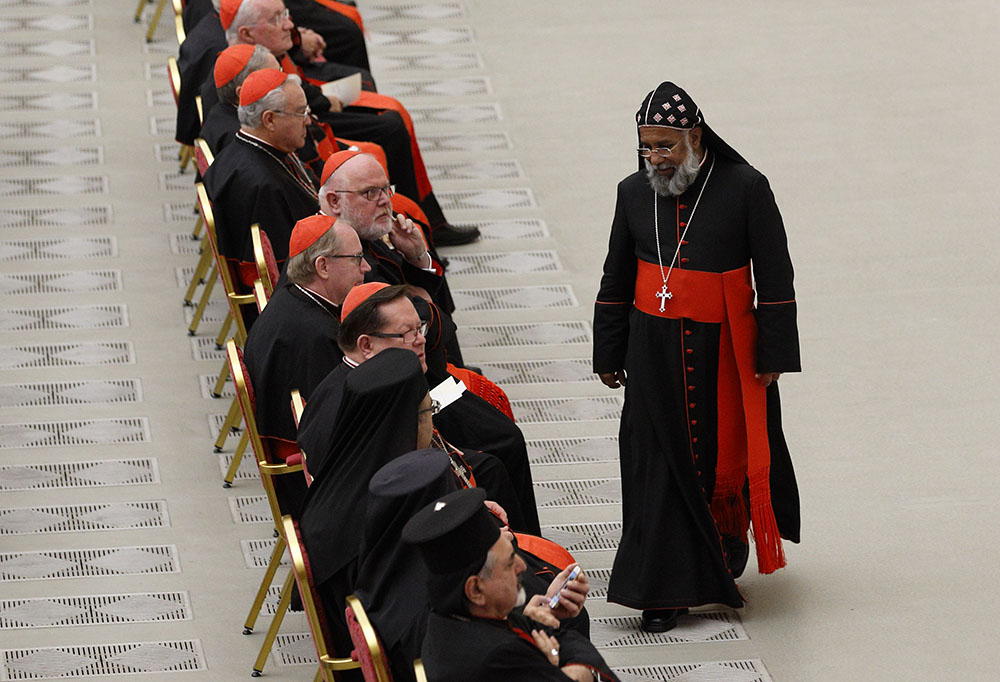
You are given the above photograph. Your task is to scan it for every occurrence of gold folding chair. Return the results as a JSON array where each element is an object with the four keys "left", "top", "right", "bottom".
[
  {"left": 182, "top": 139, "right": 216, "bottom": 311},
  {"left": 282, "top": 515, "right": 361, "bottom": 682},
  {"left": 345, "top": 595, "right": 394, "bottom": 682},
  {"left": 172, "top": 0, "right": 186, "bottom": 44},
  {"left": 289, "top": 390, "right": 314, "bottom": 486},
  {"left": 194, "top": 184, "right": 256, "bottom": 465},
  {"left": 413, "top": 659, "right": 428, "bottom": 682},
  {"left": 227, "top": 341, "right": 311, "bottom": 676},
  {"left": 250, "top": 224, "right": 279, "bottom": 298}
]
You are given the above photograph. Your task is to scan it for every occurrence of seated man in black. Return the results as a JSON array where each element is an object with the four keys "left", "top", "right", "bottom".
[
  {"left": 202, "top": 68, "right": 318, "bottom": 292},
  {"left": 403, "top": 488, "right": 620, "bottom": 682},
  {"left": 243, "top": 214, "right": 368, "bottom": 471},
  {"left": 299, "top": 282, "right": 540, "bottom": 533},
  {"left": 358, "top": 449, "right": 592, "bottom": 682}
]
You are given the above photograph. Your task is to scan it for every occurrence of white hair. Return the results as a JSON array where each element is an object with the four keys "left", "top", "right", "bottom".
[
  {"left": 237, "top": 73, "right": 301, "bottom": 128},
  {"left": 225, "top": 0, "right": 265, "bottom": 45}
]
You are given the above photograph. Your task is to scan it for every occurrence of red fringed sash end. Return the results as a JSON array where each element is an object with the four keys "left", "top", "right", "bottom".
[
  {"left": 748, "top": 468, "right": 786, "bottom": 574},
  {"left": 710, "top": 470, "right": 749, "bottom": 538}
]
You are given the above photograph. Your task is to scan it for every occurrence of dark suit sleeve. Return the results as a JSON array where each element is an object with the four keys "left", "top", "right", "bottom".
[
  {"left": 593, "top": 180, "right": 638, "bottom": 374},
  {"left": 746, "top": 172, "right": 801, "bottom": 374},
  {"left": 480, "top": 639, "right": 575, "bottom": 682}
]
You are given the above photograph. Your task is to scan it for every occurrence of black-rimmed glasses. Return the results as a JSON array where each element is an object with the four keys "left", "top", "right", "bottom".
[
  {"left": 367, "top": 321, "right": 428, "bottom": 344},
  {"left": 333, "top": 184, "right": 395, "bottom": 202},
  {"left": 322, "top": 252, "right": 365, "bottom": 266}
]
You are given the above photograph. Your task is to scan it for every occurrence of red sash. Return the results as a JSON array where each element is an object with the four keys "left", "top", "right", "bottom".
[{"left": 634, "top": 259, "right": 785, "bottom": 574}]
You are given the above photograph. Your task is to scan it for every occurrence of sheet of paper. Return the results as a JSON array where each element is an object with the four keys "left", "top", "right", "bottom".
[
  {"left": 320, "top": 73, "right": 362, "bottom": 107},
  {"left": 430, "top": 376, "right": 466, "bottom": 412}
]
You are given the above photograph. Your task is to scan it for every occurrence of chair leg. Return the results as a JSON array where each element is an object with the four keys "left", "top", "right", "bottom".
[
  {"left": 145, "top": 0, "right": 168, "bottom": 41},
  {"left": 183, "top": 242, "right": 213, "bottom": 306},
  {"left": 215, "top": 311, "right": 233, "bottom": 350},
  {"left": 133, "top": 0, "right": 147, "bottom": 22},
  {"left": 212, "top": 358, "right": 231, "bottom": 398},
  {"left": 191, "top": 212, "right": 204, "bottom": 239},
  {"left": 187, "top": 268, "right": 217, "bottom": 335},
  {"left": 251, "top": 570, "right": 294, "bottom": 677},
  {"left": 178, "top": 143, "right": 193, "bottom": 172},
  {"left": 222, "top": 430, "right": 248, "bottom": 487},
  {"left": 214, "top": 396, "right": 241, "bottom": 453},
  {"left": 244, "top": 538, "right": 288, "bottom": 634},
  {"left": 314, "top": 667, "right": 324, "bottom": 682}
]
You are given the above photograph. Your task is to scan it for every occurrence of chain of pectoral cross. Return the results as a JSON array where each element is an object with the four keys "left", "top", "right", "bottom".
[{"left": 652, "top": 155, "right": 715, "bottom": 311}]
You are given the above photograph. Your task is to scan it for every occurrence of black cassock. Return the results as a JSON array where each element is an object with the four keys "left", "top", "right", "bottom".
[
  {"left": 298, "top": 360, "right": 537, "bottom": 534},
  {"left": 593, "top": 151, "right": 801, "bottom": 610},
  {"left": 298, "top": 350, "right": 427, "bottom": 655},
  {"left": 202, "top": 132, "right": 319, "bottom": 276},
  {"left": 421, "top": 611, "right": 619, "bottom": 682},
  {"left": 175, "top": 11, "right": 226, "bottom": 147},
  {"left": 357, "top": 469, "right": 588, "bottom": 682},
  {"left": 244, "top": 282, "right": 342, "bottom": 448}
]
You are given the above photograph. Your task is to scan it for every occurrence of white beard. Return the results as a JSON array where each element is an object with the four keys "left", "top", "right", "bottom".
[
  {"left": 644, "top": 139, "right": 702, "bottom": 197},
  {"left": 341, "top": 202, "right": 392, "bottom": 241},
  {"left": 514, "top": 587, "right": 527, "bottom": 608}
]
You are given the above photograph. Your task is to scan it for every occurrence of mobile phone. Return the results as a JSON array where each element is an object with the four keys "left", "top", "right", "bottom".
[{"left": 547, "top": 565, "right": 582, "bottom": 609}]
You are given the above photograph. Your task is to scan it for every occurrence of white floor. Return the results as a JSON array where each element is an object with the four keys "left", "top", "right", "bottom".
[{"left": 1, "top": 0, "right": 998, "bottom": 680}]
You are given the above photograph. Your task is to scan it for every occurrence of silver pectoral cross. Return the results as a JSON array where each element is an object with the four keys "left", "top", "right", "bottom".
[{"left": 655, "top": 284, "right": 672, "bottom": 312}]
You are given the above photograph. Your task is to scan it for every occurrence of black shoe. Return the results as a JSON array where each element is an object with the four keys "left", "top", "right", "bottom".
[
  {"left": 640, "top": 608, "right": 687, "bottom": 633},
  {"left": 433, "top": 223, "right": 480, "bottom": 246}
]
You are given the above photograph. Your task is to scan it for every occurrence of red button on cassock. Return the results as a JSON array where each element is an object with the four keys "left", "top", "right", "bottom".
[
  {"left": 688, "top": 385, "right": 695, "bottom": 391},
  {"left": 681, "top": 257, "right": 690, "bottom": 264},
  {"left": 679, "top": 222, "right": 687, "bottom": 227},
  {"left": 689, "top": 402, "right": 695, "bottom": 408},
  {"left": 692, "top": 437, "right": 698, "bottom": 443},
  {"left": 684, "top": 330, "right": 692, "bottom": 336},
  {"left": 686, "top": 366, "right": 694, "bottom": 372},
  {"left": 690, "top": 419, "right": 697, "bottom": 426},
  {"left": 686, "top": 348, "right": 693, "bottom": 355}
]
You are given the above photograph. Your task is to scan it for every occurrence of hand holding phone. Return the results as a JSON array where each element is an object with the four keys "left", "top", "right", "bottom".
[{"left": 548, "top": 565, "right": 582, "bottom": 609}]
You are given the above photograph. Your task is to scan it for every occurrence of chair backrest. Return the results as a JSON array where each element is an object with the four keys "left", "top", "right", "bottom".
[
  {"left": 166, "top": 56, "right": 181, "bottom": 106},
  {"left": 197, "top": 182, "right": 252, "bottom": 343},
  {"left": 194, "top": 137, "right": 214, "bottom": 176},
  {"left": 226, "top": 339, "right": 290, "bottom": 526},
  {"left": 345, "top": 595, "right": 394, "bottom": 682},
  {"left": 289, "top": 390, "right": 313, "bottom": 486},
  {"left": 252, "top": 279, "right": 269, "bottom": 313},
  {"left": 413, "top": 659, "right": 428, "bottom": 682},
  {"left": 172, "top": 0, "right": 186, "bottom": 44},
  {"left": 282, "top": 515, "right": 361, "bottom": 681},
  {"left": 250, "top": 224, "right": 279, "bottom": 297}
]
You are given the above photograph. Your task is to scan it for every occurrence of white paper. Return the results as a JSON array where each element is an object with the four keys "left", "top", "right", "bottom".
[
  {"left": 430, "top": 376, "right": 466, "bottom": 412},
  {"left": 320, "top": 73, "right": 362, "bottom": 107}
]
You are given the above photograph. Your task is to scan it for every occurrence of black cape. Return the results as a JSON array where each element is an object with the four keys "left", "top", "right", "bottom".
[
  {"left": 175, "top": 11, "right": 227, "bottom": 146},
  {"left": 357, "top": 472, "right": 590, "bottom": 682},
  {"left": 593, "top": 152, "right": 801, "bottom": 609},
  {"left": 297, "top": 349, "right": 428, "bottom": 651},
  {"left": 202, "top": 132, "right": 319, "bottom": 270},
  {"left": 421, "top": 611, "right": 619, "bottom": 682},
  {"left": 243, "top": 282, "right": 342, "bottom": 449}
]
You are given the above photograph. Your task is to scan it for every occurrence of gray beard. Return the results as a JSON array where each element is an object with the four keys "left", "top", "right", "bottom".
[
  {"left": 341, "top": 203, "right": 391, "bottom": 241},
  {"left": 644, "top": 144, "right": 702, "bottom": 197}
]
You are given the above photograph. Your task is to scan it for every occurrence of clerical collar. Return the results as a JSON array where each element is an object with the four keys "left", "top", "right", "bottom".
[
  {"left": 342, "top": 355, "right": 361, "bottom": 368},
  {"left": 237, "top": 129, "right": 280, "bottom": 153},
  {"left": 292, "top": 283, "right": 340, "bottom": 321}
]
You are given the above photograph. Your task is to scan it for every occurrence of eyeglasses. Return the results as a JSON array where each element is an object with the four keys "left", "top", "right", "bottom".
[
  {"left": 322, "top": 252, "right": 365, "bottom": 266},
  {"left": 333, "top": 184, "right": 395, "bottom": 202},
  {"left": 637, "top": 142, "right": 682, "bottom": 158},
  {"left": 257, "top": 8, "right": 290, "bottom": 26},
  {"left": 418, "top": 399, "right": 441, "bottom": 416},
  {"left": 367, "top": 321, "right": 428, "bottom": 344},
  {"left": 271, "top": 105, "right": 311, "bottom": 121}
]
